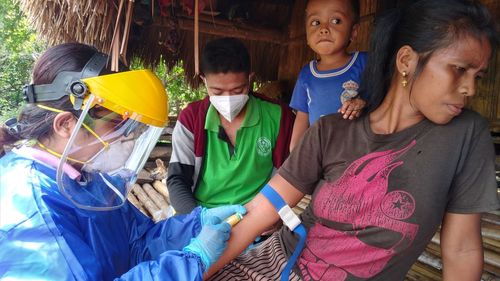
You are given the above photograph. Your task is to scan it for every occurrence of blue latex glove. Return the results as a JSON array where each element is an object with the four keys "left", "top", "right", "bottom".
[
  {"left": 200, "top": 204, "right": 247, "bottom": 225},
  {"left": 184, "top": 205, "right": 247, "bottom": 271}
]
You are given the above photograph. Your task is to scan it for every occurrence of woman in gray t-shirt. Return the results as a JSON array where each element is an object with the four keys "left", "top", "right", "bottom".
[{"left": 207, "top": 1, "right": 500, "bottom": 280}]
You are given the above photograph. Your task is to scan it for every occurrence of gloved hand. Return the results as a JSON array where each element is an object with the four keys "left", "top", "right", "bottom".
[
  {"left": 200, "top": 204, "right": 247, "bottom": 225},
  {"left": 184, "top": 205, "right": 246, "bottom": 271}
]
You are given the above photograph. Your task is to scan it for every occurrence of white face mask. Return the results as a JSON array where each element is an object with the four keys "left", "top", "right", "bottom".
[
  {"left": 82, "top": 137, "right": 135, "bottom": 174},
  {"left": 209, "top": 94, "right": 249, "bottom": 122}
]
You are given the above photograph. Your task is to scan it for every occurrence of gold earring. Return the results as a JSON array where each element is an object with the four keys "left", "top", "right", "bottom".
[{"left": 402, "top": 71, "right": 408, "bottom": 88}]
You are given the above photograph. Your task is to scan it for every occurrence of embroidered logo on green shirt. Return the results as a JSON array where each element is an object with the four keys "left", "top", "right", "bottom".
[{"left": 256, "top": 137, "right": 272, "bottom": 156}]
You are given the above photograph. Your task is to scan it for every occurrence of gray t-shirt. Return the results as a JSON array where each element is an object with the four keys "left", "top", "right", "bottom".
[{"left": 279, "top": 110, "right": 499, "bottom": 281}]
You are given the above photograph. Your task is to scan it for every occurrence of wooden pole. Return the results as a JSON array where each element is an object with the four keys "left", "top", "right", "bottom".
[
  {"left": 194, "top": 0, "right": 199, "bottom": 76},
  {"left": 109, "top": 0, "right": 125, "bottom": 61},
  {"left": 120, "top": 0, "right": 135, "bottom": 66}
]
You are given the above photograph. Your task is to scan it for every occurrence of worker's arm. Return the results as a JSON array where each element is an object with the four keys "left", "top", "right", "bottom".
[{"left": 167, "top": 119, "right": 198, "bottom": 214}]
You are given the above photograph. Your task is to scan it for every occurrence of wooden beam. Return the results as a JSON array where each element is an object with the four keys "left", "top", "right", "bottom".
[{"left": 174, "top": 15, "right": 286, "bottom": 44}]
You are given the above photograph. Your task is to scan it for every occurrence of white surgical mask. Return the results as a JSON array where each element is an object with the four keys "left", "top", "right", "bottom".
[
  {"left": 209, "top": 94, "right": 249, "bottom": 122},
  {"left": 82, "top": 137, "right": 135, "bottom": 174}
]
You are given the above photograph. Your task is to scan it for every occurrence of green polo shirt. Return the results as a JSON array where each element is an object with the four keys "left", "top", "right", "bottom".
[{"left": 195, "top": 95, "right": 281, "bottom": 207}]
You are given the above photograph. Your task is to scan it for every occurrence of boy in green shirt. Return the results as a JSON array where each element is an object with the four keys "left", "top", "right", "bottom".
[{"left": 167, "top": 37, "right": 295, "bottom": 214}]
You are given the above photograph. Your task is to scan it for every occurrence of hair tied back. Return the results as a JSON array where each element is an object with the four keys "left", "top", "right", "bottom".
[{"left": 4, "top": 118, "right": 21, "bottom": 137}]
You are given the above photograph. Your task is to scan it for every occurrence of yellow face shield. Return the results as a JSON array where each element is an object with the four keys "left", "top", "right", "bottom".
[
  {"left": 55, "top": 69, "right": 170, "bottom": 211},
  {"left": 79, "top": 70, "right": 169, "bottom": 127},
  {"left": 23, "top": 54, "right": 168, "bottom": 127},
  {"left": 22, "top": 51, "right": 170, "bottom": 211},
  {"left": 58, "top": 92, "right": 166, "bottom": 211}
]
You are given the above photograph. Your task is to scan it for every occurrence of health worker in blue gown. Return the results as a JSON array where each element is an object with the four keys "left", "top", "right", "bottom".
[{"left": 0, "top": 43, "right": 245, "bottom": 281}]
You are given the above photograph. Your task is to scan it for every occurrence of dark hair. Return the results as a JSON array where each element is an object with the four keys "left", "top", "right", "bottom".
[
  {"left": 305, "top": 0, "right": 361, "bottom": 23},
  {"left": 200, "top": 37, "right": 251, "bottom": 76},
  {"left": 0, "top": 43, "right": 112, "bottom": 154},
  {"left": 360, "top": 0, "right": 498, "bottom": 113}
]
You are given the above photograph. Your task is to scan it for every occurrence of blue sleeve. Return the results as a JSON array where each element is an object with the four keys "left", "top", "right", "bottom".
[
  {"left": 0, "top": 156, "right": 206, "bottom": 281},
  {"left": 128, "top": 206, "right": 203, "bottom": 263},
  {"left": 357, "top": 52, "right": 368, "bottom": 100},
  {"left": 116, "top": 251, "right": 203, "bottom": 281},
  {"left": 289, "top": 65, "right": 310, "bottom": 113},
  {"left": 118, "top": 206, "right": 205, "bottom": 280}
]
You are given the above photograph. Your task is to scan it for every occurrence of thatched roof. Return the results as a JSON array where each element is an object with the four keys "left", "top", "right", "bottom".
[
  {"left": 19, "top": 0, "right": 115, "bottom": 51},
  {"left": 18, "top": 0, "right": 298, "bottom": 88}
]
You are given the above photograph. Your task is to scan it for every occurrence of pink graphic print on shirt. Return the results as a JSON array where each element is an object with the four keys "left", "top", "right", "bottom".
[{"left": 298, "top": 141, "right": 419, "bottom": 280}]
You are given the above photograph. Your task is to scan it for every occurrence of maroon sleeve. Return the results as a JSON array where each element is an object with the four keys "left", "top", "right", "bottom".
[
  {"left": 177, "top": 97, "right": 210, "bottom": 158},
  {"left": 272, "top": 103, "right": 295, "bottom": 168},
  {"left": 167, "top": 98, "right": 210, "bottom": 214}
]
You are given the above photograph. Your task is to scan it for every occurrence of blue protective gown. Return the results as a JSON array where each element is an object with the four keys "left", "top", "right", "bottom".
[{"left": 0, "top": 149, "right": 205, "bottom": 280}]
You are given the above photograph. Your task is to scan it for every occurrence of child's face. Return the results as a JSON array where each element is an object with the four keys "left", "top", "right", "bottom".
[
  {"left": 305, "top": 0, "right": 358, "bottom": 57},
  {"left": 407, "top": 35, "right": 491, "bottom": 125}
]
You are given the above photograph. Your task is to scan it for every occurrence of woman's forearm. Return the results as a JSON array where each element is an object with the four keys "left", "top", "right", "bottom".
[
  {"left": 204, "top": 193, "right": 280, "bottom": 278},
  {"left": 204, "top": 175, "right": 305, "bottom": 279}
]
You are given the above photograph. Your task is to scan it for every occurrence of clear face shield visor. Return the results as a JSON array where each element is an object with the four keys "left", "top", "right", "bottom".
[{"left": 56, "top": 94, "right": 164, "bottom": 211}]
